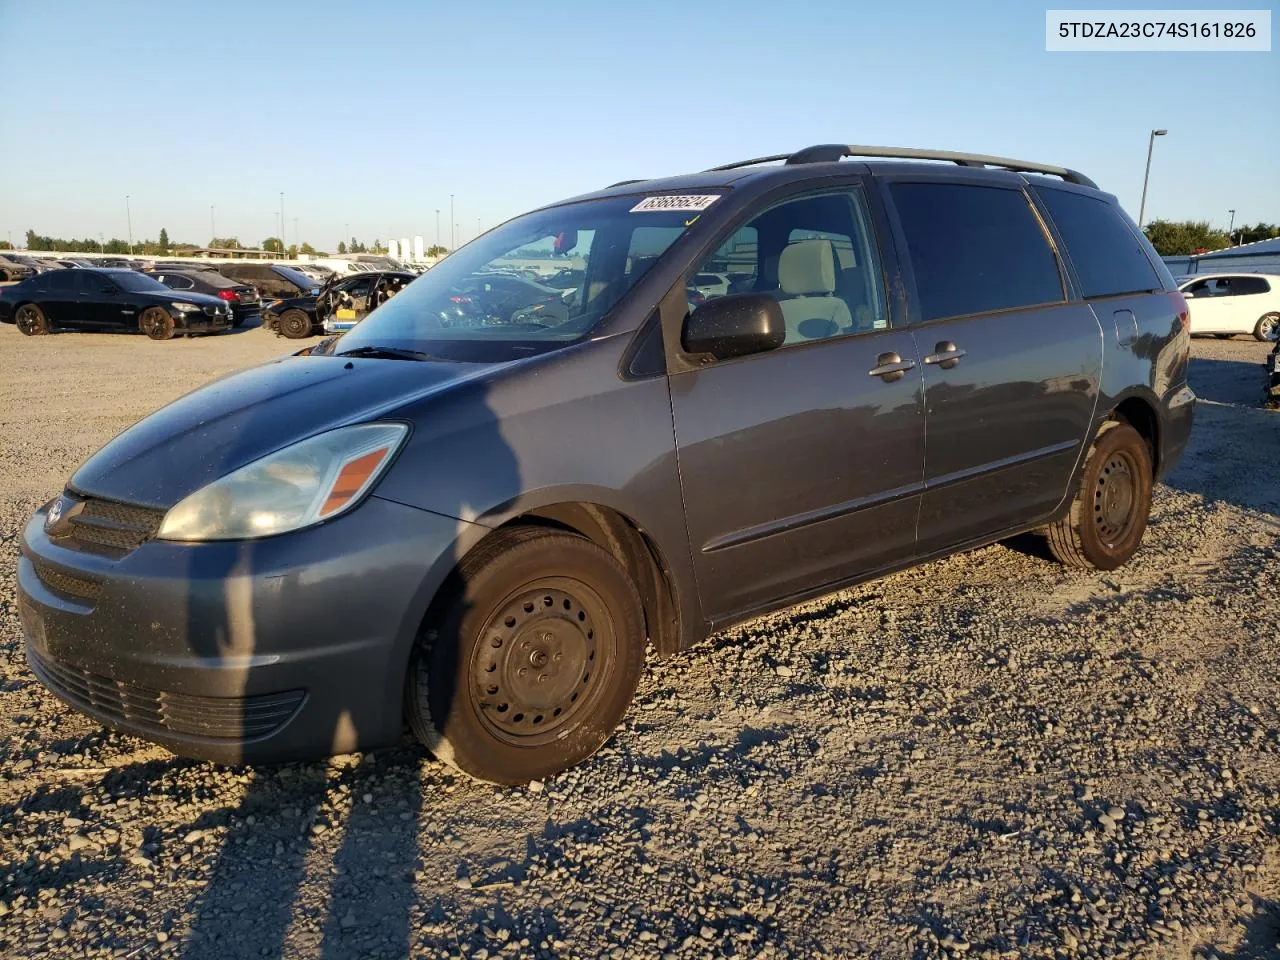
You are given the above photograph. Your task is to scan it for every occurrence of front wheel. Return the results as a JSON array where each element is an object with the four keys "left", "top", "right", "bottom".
[
  {"left": 15, "top": 304, "right": 49, "bottom": 336},
  {"left": 139, "top": 307, "right": 175, "bottom": 340},
  {"left": 1254, "top": 312, "right": 1279, "bottom": 342},
  {"left": 277, "top": 309, "right": 312, "bottom": 339},
  {"left": 1045, "top": 422, "right": 1152, "bottom": 570},
  {"left": 407, "top": 528, "right": 645, "bottom": 784}
]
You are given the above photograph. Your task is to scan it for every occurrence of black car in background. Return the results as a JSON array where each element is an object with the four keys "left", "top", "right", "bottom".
[
  {"left": 0, "top": 254, "right": 35, "bottom": 282},
  {"left": 0, "top": 268, "right": 231, "bottom": 339},
  {"left": 318, "top": 270, "right": 416, "bottom": 335},
  {"left": 215, "top": 263, "right": 322, "bottom": 338},
  {"left": 151, "top": 269, "right": 261, "bottom": 328}
]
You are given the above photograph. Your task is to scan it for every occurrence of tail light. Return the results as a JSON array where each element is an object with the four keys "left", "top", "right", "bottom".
[
  {"left": 217, "top": 289, "right": 240, "bottom": 301},
  {"left": 688, "top": 290, "right": 706, "bottom": 305},
  {"left": 1169, "top": 290, "right": 1190, "bottom": 334}
]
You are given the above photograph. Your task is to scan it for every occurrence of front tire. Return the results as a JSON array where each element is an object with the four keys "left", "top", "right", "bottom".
[
  {"left": 1254, "top": 312, "right": 1279, "bottom": 342},
  {"left": 15, "top": 304, "right": 49, "bottom": 336},
  {"left": 1045, "top": 422, "right": 1152, "bottom": 571},
  {"left": 277, "top": 309, "right": 312, "bottom": 339},
  {"left": 139, "top": 307, "right": 175, "bottom": 341},
  {"left": 407, "top": 528, "right": 645, "bottom": 784}
]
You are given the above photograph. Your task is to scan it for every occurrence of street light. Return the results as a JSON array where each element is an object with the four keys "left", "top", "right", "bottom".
[
  {"left": 450, "top": 194, "right": 454, "bottom": 251},
  {"left": 125, "top": 194, "right": 133, "bottom": 254},
  {"left": 210, "top": 204, "right": 215, "bottom": 242},
  {"left": 1137, "top": 128, "right": 1167, "bottom": 228},
  {"left": 1227, "top": 209, "right": 1236, "bottom": 245},
  {"left": 279, "top": 191, "right": 285, "bottom": 254}
]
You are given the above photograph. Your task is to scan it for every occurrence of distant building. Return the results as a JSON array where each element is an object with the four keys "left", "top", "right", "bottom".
[{"left": 180, "top": 247, "right": 284, "bottom": 260}]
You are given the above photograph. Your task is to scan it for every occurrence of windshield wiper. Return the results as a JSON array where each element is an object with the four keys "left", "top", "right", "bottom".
[{"left": 336, "top": 345, "right": 444, "bottom": 362}]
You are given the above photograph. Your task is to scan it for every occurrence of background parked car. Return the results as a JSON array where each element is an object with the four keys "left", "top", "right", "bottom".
[
  {"left": 318, "top": 270, "right": 415, "bottom": 334},
  {"left": 0, "top": 254, "right": 35, "bottom": 282},
  {"left": 53, "top": 259, "right": 94, "bottom": 269},
  {"left": 437, "top": 272, "right": 569, "bottom": 329},
  {"left": 1179, "top": 273, "right": 1280, "bottom": 341},
  {"left": 0, "top": 267, "right": 231, "bottom": 339},
  {"left": 96, "top": 258, "right": 147, "bottom": 270},
  {"left": 151, "top": 269, "right": 261, "bottom": 328},
  {"left": 213, "top": 263, "right": 322, "bottom": 338}
]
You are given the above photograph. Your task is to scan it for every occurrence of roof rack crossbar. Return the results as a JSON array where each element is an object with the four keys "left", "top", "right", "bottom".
[{"left": 708, "top": 144, "right": 1097, "bottom": 188}]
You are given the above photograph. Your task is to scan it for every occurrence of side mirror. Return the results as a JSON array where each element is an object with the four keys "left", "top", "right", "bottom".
[{"left": 682, "top": 292, "right": 785, "bottom": 361}]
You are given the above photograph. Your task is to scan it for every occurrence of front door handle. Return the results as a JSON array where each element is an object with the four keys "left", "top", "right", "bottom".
[
  {"left": 868, "top": 352, "right": 917, "bottom": 382},
  {"left": 923, "top": 341, "right": 966, "bottom": 369}
]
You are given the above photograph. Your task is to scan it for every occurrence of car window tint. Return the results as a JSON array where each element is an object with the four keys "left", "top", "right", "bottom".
[
  {"left": 1231, "top": 275, "right": 1270, "bottom": 296},
  {"left": 890, "top": 182, "right": 1063, "bottom": 322},
  {"left": 342, "top": 276, "right": 377, "bottom": 297},
  {"left": 45, "top": 271, "right": 77, "bottom": 292},
  {"left": 1036, "top": 187, "right": 1162, "bottom": 299},
  {"left": 690, "top": 189, "right": 886, "bottom": 347}
]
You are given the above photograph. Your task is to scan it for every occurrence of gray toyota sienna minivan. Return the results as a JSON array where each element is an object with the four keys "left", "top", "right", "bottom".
[{"left": 18, "top": 145, "right": 1195, "bottom": 783}]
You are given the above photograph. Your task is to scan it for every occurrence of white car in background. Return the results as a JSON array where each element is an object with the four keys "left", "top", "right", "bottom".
[
  {"left": 1179, "top": 273, "right": 1280, "bottom": 341},
  {"left": 690, "top": 271, "right": 732, "bottom": 298}
]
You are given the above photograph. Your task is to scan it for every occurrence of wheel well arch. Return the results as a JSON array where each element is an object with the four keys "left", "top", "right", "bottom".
[
  {"left": 480, "top": 502, "right": 683, "bottom": 657},
  {"left": 1109, "top": 395, "right": 1160, "bottom": 476}
]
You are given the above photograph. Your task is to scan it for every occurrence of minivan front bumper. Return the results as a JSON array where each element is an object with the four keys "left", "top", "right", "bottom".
[{"left": 17, "top": 495, "right": 472, "bottom": 764}]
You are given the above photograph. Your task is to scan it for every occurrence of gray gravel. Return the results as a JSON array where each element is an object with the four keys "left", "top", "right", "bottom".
[{"left": 1, "top": 327, "right": 1277, "bottom": 959}]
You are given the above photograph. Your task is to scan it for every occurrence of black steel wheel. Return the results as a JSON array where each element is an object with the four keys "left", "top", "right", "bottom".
[
  {"left": 277, "top": 309, "right": 312, "bottom": 339},
  {"left": 1045, "top": 422, "right": 1152, "bottom": 570},
  {"left": 139, "top": 307, "right": 175, "bottom": 341},
  {"left": 407, "top": 527, "right": 645, "bottom": 784},
  {"left": 15, "top": 304, "right": 49, "bottom": 336}
]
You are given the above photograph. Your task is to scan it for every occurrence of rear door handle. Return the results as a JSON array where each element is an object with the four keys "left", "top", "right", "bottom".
[
  {"left": 868, "top": 352, "right": 917, "bottom": 382},
  {"left": 923, "top": 341, "right": 965, "bottom": 369}
]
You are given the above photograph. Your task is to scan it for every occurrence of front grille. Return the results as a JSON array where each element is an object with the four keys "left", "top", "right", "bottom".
[
  {"left": 32, "top": 561, "right": 101, "bottom": 602},
  {"left": 65, "top": 496, "right": 164, "bottom": 552},
  {"left": 28, "top": 646, "right": 305, "bottom": 741},
  {"left": 202, "top": 305, "right": 219, "bottom": 316}
]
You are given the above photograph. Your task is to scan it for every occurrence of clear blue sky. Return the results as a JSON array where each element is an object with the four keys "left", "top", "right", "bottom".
[{"left": 0, "top": 0, "right": 1275, "bottom": 251}]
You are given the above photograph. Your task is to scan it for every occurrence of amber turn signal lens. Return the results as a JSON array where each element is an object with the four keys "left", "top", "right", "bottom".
[{"left": 319, "top": 447, "right": 393, "bottom": 518}]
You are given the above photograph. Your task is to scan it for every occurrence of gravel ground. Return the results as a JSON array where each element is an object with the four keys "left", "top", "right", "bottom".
[{"left": 1, "top": 326, "right": 1277, "bottom": 960}]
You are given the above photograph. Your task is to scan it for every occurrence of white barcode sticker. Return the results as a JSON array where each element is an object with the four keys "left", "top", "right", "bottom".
[{"left": 630, "top": 195, "right": 720, "bottom": 213}]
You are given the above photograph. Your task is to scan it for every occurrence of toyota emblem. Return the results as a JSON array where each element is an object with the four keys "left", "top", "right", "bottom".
[{"left": 46, "top": 498, "right": 64, "bottom": 526}]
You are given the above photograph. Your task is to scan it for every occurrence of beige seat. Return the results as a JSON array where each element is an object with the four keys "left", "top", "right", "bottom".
[{"left": 776, "top": 239, "right": 853, "bottom": 342}]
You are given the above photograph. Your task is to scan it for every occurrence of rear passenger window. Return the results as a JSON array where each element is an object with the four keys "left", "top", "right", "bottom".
[
  {"left": 1036, "top": 188, "right": 1162, "bottom": 298},
  {"left": 1231, "top": 275, "right": 1270, "bottom": 296},
  {"left": 890, "top": 182, "right": 1064, "bottom": 322}
]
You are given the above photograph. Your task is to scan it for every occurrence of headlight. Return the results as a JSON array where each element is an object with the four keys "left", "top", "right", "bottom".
[
  {"left": 157, "top": 423, "right": 408, "bottom": 541},
  {"left": 171, "top": 302, "right": 201, "bottom": 313}
]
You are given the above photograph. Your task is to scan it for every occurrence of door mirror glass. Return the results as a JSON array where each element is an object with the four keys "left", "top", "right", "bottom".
[{"left": 682, "top": 293, "right": 785, "bottom": 360}]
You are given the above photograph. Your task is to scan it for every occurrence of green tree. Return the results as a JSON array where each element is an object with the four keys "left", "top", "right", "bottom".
[
  {"left": 1235, "top": 222, "right": 1280, "bottom": 246},
  {"left": 426, "top": 244, "right": 448, "bottom": 257},
  {"left": 337, "top": 240, "right": 347, "bottom": 254},
  {"left": 286, "top": 243, "right": 298, "bottom": 259},
  {"left": 25, "top": 229, "right": 39, "bottom": 250},
  {"left": 0, "top": 240, "right": 11, "bottom": 250},
  {"left": 1143, "top": 220, "right": 1230, "bottom": 257},
  {"left": 158, "top": 228, "right": 170, "bottom": 253},
  {"left": 261, "top": 237, "right": 283, "bottom": 254},
  {"left": 299, "top": 242, "right": 317, "bottom": 256},
  {"left": 209, "top": 237, "right": 241, "bottom": 250}
]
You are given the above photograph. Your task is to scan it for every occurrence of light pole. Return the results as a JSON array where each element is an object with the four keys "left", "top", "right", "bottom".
[
  {"left": 1227, "top": 209, "right": 1236, "bottom": 245},
  {"left": 274, "top": 211, "right": 280, "bottom": 255},
  {"left": 210, "top": 204, "right": 215, "bottom": 242},
  {"left": 293, "top": 218, "right": 299, "bottom": 250},
  {"left": 279, "top": 191, "right": 285, "bottom": 254},
  {"left": 1137, "top": 128, "right": 1167, "bottom": 228},
  {"left": 99, "top": 233, "right": 104, "bottom": 254},
  {"left": 450, "top": 195, "right": 454, "bottom": 251},
  {"left": 435, "top": 209, "right": 440, "bottom": 248},
  {"left": 125, "top": 194, "right": 133, "bottom": 254}
]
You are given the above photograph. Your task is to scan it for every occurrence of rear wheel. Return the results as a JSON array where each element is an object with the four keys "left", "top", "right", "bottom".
[
  {"left": 277, "top": 309, "right": 312, "bottom": 339},
  {"left": 139, "top": 307, "right": 175, "bottom": 341},
  {"left": 15, "top": 304, "right": 49, "bottom": 336},
  {"left": 1254, "top": 312, "right": 1279, "bottom": 342},
  {"left": 1045, "top": 422, "right": 1152, "bottom": 570},
  {"left": 406, "top": 528, "right": 645, "bottom": 784}
]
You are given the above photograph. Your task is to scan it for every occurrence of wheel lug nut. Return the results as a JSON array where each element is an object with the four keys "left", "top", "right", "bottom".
[
  {"left": 553, "top": 653, "right": 562, "bottom": 661},
  {"left": 537, "top": 674, "right": 547, "bottom": 683},
  {"left": 518, "top": 668, "right": 527, "bottom": 677}
]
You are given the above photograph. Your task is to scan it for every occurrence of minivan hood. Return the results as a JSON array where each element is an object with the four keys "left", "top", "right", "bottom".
[{"left": 71, "top": 355, "right": 495, "bottom": 508}]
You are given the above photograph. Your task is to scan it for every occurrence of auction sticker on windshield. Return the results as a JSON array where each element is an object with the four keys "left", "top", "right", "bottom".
[{"left": 630, "top": 195, "right": 720, "bottom": 213}]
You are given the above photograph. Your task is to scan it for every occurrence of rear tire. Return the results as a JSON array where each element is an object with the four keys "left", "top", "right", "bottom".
[
  {"left": 139, "top": 307, "right": 175, "bottom": 341},
  {"left": 1254, "top": 312, "right": 1279, "bottom": 342},
  {"left": 277, "top": 309, "right": 312, "bottom": 339},
  {"left": 406, "top": 527, "right": 645, "bottom": 784},
  {"left": 1046, "top": 422, "right": 1152, "bottom": 571},
  {"left": 15, "top": 304, "right": 49, "bottom": 336}
]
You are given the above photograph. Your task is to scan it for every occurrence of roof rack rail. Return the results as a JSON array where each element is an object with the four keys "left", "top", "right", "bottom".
[
  {"left": 607, "top": 178, "right": 649, "bottom": 188},
  {"left": 709, "top": 144, "right": 1097, "bottom": 188}
]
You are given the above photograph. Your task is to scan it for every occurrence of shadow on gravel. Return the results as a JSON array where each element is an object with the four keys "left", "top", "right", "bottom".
[
  {"left": 1163, "top": 398, "right": 1280, "bottom": 517},
  {"left": 1187, "top": 354, "right": 1267, "bottom": 408},
  {"left": 1219, "top": 895, "right": 1279, "bottom": 960}
]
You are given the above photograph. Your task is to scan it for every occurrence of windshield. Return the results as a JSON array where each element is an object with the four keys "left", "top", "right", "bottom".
[
  {"left": 334, "top": 193, "right": 715, "bottom": 361},
  {"left": 109, "top": 271, "right": 170, "bottom": 293}
]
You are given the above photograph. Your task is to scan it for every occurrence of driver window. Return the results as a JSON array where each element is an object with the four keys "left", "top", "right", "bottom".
[{"left": 689, "top": 189, "right": 887, "bottom": 346}]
